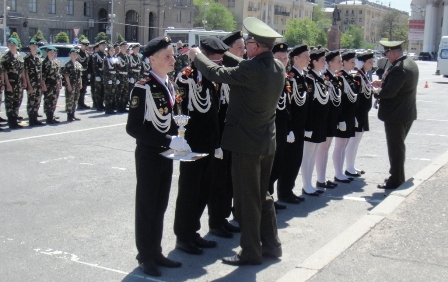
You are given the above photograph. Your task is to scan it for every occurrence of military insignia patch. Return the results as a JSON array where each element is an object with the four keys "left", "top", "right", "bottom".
[
  {"left": 152, "top": 92, "right": 164, "bottom": 99},
  {"left": 131, "top": 96, "right": 139, "bottom": 108}
]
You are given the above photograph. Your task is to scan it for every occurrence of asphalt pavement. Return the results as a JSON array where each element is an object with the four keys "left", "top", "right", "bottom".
[{"left": 1, "top": 60, "right": 447, "bottom": 282}]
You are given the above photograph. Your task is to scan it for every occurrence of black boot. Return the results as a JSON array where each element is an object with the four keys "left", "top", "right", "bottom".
[
  {"left": 73, "top": 112, "right": 81, "bottom": 121},
  {"left": 46, "top": 112, "right": 59, "bottom": 124},
  {"left": 34, "top": 114, "right": 45, "bottom": 126},
  {"left": 105, "top": 106, "right": 116, "bottom": 115},
  {"left": 28, "top": 114, "right": 35, "bottom": 126},
  {"left": 8, "top": 116, "right": 22, "bottom": 129},
  {"left": 67, "top": 113, "right": 75, "bottom": 122}
]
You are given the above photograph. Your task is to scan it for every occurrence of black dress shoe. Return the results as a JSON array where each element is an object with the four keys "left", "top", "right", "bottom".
[
  {"left": 154, "top": 255, "right": 182, "bottom": 268},
  {"left": 278, "top": 195, "right": 300, "bottom": 204},
  {"left": 302, "top": 189, "right": 320, "bottom": 196},
  {"left": 274, "top": 201, "right": 288, "bottom": 209},
  {"left": 316, "top": 189, "right": 324, "bottom": 194},
  {"left": 222, "top": 255, "right": 262, "bottom": 266},
  {"left": 292, "top": 194, "right": 306, "bottom": 202},
  {"left": 17, "top": 116, "right": 24, "bottom": 120},
  {"left": 377, "top": 181, "right": 398, "bottom": 189},
  {"left": 262, "top": 247, "right": 282, "bottom": 258},
  {"left": 358, "top": 170, "right": 365, "bottom": 174},
  {"left": 345, "top": 170, "right": 362, "bottom": 177},
  {"left": 223, "top": 221, "right": 241, "bottom": 233},
  {"left": 193, "top": 236, "right": 217, "bottom": 248},
  {"left": 175, "top": 240, "right": 203, "bottom": 255},
  {"left": 316, "top": 181, "right": 338, "bottom": 189},
  {"left": 139, "top": 261, "right": 161, "bottom": 277},
  {"left": 210, "top": 226, "right": 233, "bottom": 238},
  {"left": 334, "top": 177, "right": 351, "bottom": 183}
]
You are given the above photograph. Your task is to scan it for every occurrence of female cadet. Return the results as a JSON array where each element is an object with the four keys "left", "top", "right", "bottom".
[
  {"left": 345, "top": 52, "right": 375, "bottom": 176},
  {"left": 276, "top": 44, "right": 310, "bottom": 202},
  {"left": 102, "top": 44, "right": 117, "bottom": 114},
  {"left": 301, "top": 49, "right": 330, "bottom": 196},
  {"left": 315, "top": 50, "right": 343, "bottom": 189},
  {"left": 332, "top": 51, "right": 360, "bottom": 183}
]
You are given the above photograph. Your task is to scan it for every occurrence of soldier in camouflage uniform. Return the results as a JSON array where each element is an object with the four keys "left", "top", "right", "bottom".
[
  {"left": 93, "top": 40, "right": 107, "bottom": 111},
  {"left": 168, "top": 44, "right": 190, "bottom": 81},
  {"left": 128, "top": 43, "right": 141, "bottom": 98},
  {"left": 115, "top": 41, "right": 130, "bottom": 113},
  {"left": 24, "top": 39, "right": 44, "bottom": 126},
  {"left": 1, "top": 38, "right": 27, "bottom": 129},
  {"left": 88, "top": 43, "right": 98, "bottom": 108},
  {"left": 0, "top": 53, "right": 5, "bottom": 126},
  {"left": 41, "top": 46, "right": 62, "bottom": 124},
  {"left": 141, "top": 55, "right": 151, "bottom": 79},
  {"left": 77, "top": 39, "right": 91, "bottom": 109},
  {"left": 62, "top": 48, "right": 83, "bottom": 122},
  {"left": 102, "top": 44, "right": 117, "bottom": 114}
]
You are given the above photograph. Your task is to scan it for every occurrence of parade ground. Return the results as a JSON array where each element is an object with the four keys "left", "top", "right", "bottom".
[{"left": 1, "top": 60, "right": 448, "bottom": 281}]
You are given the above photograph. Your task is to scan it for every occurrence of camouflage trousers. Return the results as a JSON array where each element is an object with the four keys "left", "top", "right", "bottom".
[
  {"left": 5, "top": 81, "right": 24, "bottom": 118},
  {"left": 65, "top": 85, "right": 80, "bottom": 114},
  {"left": 94, "top": 77, "right": 105, "bottom": 108},
  {"left": 103, "top": 75, "right": 116, "bottom": 107},
  {"left": 116, "top": 74, "right": 129, "bottom": 107},
  {"left": 43, "top": 83, "right": 60, "bottom": 114},
  {"left": 26, "top": 80, "right": 43, "bottom": 116}
]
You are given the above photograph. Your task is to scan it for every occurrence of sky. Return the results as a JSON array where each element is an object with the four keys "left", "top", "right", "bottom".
[{"left": 368, "top": 0, "right": 411, "bottom": 13}]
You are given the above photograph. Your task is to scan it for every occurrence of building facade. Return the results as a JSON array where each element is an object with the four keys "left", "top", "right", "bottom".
[
  {"left": 216, "top": 0, "right": 315, "bottom": 35},
  {"left": 0, "top": 0, "right": 198, "bottom": 46}
]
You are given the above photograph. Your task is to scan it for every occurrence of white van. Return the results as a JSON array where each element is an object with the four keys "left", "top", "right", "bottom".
[{"left": 438, "top": 36, "right": 448, "bottom": 77}]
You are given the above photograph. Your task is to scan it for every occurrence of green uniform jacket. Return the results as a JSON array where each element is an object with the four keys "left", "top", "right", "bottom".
[
  {"left": 194, "top": 51, "right": 285, "bottom": 155},
  {"left": 376, "top": 56, "right": 419, "bottom": 123}
]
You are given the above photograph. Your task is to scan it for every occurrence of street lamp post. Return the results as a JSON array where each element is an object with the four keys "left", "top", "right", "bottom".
[
  {"left": 3, "top": 2, "right": 10, "bottom": 46},
  {"left": 109, "top": 0, "right": 116, "bottom": 42},
  {"left": 202, "top": 2, "right": 209, "bottom": 29}
]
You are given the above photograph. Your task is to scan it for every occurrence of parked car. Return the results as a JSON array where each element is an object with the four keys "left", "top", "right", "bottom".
[
  {"left": 39, "top": 44, "right": 76, "bottom": 68},
  {"left": 419, "top": 52, "right": 432, "bottom": 61},
  {"left": 407, "top": 53, "right": 418, "bottom": 60},
  {"left": 0, "top": 46, "right": 8, "bottom": 54}
]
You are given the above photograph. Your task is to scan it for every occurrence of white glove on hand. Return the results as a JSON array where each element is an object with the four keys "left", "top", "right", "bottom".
[
  {"left": 355, "top": 118, "right": 359, "bottom": 128},
  {"left": 129, "top": 78, "right": 135, "bottom": 83},
  {"left": 287, "top": 131, "right": 295, "bottom": 143},
  {"left": 169, "top": 136, "right": 192, "bottom": 152},
  {"left": 88, "top": 74, "right": 91, "bottom": 79},
  {"left": 95, "top": 76, "right": 101, "bottom": 82},
  {"left": 116, "top": 80, "right": 120, "bottom": 85},
  {"left": 108, "top": 80, "right": 112, "bottom": 85},
  {"left": 214, "top": 148, "right": 223, "bottom": 159},
  {"left": 338, "top": 121, "right": 347, "bottom": 131},
  {"left": 304, "top": 131, "right": 313, "bottom": 138}
]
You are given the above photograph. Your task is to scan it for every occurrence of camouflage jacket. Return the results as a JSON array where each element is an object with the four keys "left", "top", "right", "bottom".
[
  {"left": 141, "top": 59, "right": 151, "bottom": 78},
  {"left": 62, "top": 60, "right": 82, "bottom": 86},
  {"left": 115, "top": 52, "right": 130, "bottom": 75},
  {"left": 129, "top": 54, "right": 141, "bottom": 77},
  {"left": 102, "top": 56, "right": 117, "bottom": 81},
  {"left": 77, "top": 49, "right": 90, "bottom": 73},
  {"left": 174, "top": 53, "right": 189, "bottom": 76},
  {"left": 24, "top": 53, "right": 43, "bottom": 83},
  {"left": 92, "top": 51, "right": 106, "bottom": 77},
  {"left": 0, "top": 50, "right": 25, "bottom": 80},
  {"left": 42, "top": 57, "right": 62, "bottom": 85}
]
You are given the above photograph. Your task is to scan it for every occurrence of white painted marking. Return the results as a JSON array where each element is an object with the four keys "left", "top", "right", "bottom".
[
  {"left": 362, "top": 154, "right": 378, "bottom": 157},
  {"left": 0, "top": 123, "right": 126, "bottom": 144},
  {"left": 409, "top": 132, "right": 447, "bottom": 137},
  {"left": 40, "top": 156, "right": 75, "bottom": 164},
  {"left": 34, "top": 248, "right": 165, "bottom": 281},
  {"left": 409, "top": 158, "right": 431, "bottom": 161},
  {"left": 423, "top": 118, "right": 448, "bottom": 122},
  {"left": 416, "top": 100, "right": 433, "bottom": 103},
  {"left": 80, "top": 163, "right": 94, "bottom": 165},
  {"left": 327, "top": 195, "right": 382, "bottom": 204},
  {"left": 112, "top": 167, "right": 127, "bottom": 171}
]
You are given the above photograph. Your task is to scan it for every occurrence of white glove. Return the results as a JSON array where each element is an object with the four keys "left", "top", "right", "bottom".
[
  {"left": 116, "top": 79, "right": 120, "bottom": 85},
  {"left": 214, "top": 148, "right": 223, "bottom": 159},
  {"left": 95, "top": 76, "right": 101, "bottom": 82},
  {"left": 129, "top": 78, "right": 135, "bottom": 83},
  {"left": 338, "top": 121, "right": 347, "bottom": 131},
  {"left": 88, "top": 74, "right": 91, "bottom": 79},
  {"left": 374, "top": 99, "right": 379, "bottom": 109},
  {"left": 169, "top": 136, "right": 191, "bottom": 152},
  {"left": 304, "top": 131, "right": 313, "bottom": 138},
  {"left": 108, "top": 80, "right": 112, "bottom": 85},
  {"left": 287, "top": 131, "right": 295, "bottom": 143},
  {"left": 355, "top": 118, "right": 359, "bottom": 128}
]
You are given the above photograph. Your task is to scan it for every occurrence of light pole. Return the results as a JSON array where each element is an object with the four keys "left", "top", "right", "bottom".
[
  {"left": 108, "top": 0, "right": 116, "bottom": 42},
  {"left": 3, "top": 2, "right": 10, "bottom": 46},
  {"left": 202, "top": 2, "right": 209, "bottom": 29}
]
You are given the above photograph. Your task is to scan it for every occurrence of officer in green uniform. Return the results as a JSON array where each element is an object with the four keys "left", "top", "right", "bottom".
[
  {"left": 103, "top": 44, "right": 117, "bottom": 114},
  {"left": 128, "top": 43, "right": 142, "bottom": 97},
  {"left": 115, "top": 41, "right": 130, "bottom": 112},
  {"left": 41, "top": 46, "right": 62, "bottom": 124},
  {"left": 77, "top": 39, "right": 91, "bottom": 109},
  {"left": 189, "top": 17, "right": 284, "bottom": 266},
  {"left": 1, "top": 38, "right": 27, "bottom": 129},
  {"left": 24, "top": 39, "right": 44, "bottom": 126},
  {"left": 93, "top": 40, "right": 106, "bottom": 111},
  {"left": 62, "top": 48, "right": 83, "bottom": 121}
]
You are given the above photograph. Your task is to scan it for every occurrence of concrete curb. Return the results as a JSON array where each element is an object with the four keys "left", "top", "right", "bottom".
[{"left": 277, "top": 149, "right": 448, "bottom": 282}]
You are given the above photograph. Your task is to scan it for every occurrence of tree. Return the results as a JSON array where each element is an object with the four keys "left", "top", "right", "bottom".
[
  {"left": 193, "top": 1, "right": 236, "bottom": 31},
  {"left": 55, "top": 32, "right": 69, "bottom": 43},
  {"left": 79, "top": 34, "right": 88, "bottom": 41},
  {"left": 10, "top": 32, "right": 22, "bottom": 49},
  {"left": 379, "top": 10, "right": 409, "bottom": 41},
  {"left": 116, "top": 34, "right": 125, "bottom": 43},
  {"left": 340, "top": 25, "right": 363, "bottom": 49},
  {"left": 312, "top": 5, "right": 327, "bottom": 23},
  {"left": 95, "top": 32, "right": 109, "bottom": 44},
  {"left": 32, "top": 30, "right": 46, "bottom": 43},
  {"left": 284, "top": 18, "right": 320, "bottom": 46}
]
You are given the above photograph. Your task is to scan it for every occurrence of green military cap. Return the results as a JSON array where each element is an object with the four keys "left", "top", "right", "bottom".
[
  {"left": 107, "top": 43, "right": 114, "bottom": 49},
  {"left": 7, "top": 38, "right": 19, "bottom": 45},
  {"left": 93, "top": 42, "right": 100, "bottom": 48},
  {"left": 29, "top": 39, "right": 38, "bottom": 45},
  {"left": 132, "top": 43, "right": 141, "bottom": 49},
  {"left": 69, "top": 48, "right": 79, "bottom": 54},
  {"left": 46, "top": 46, "right": 58, "bottom": 52},
  {"left": 36, "top": 48, "right": 42, "bottom": 54},
  {"left": 80, "top": 39, "right": 90, "bottom": 45},
  {"left": 97, "top": 39, "right": 106, "bottom": 45},
  {"left": 379, "top": 40, "right": 404, "bottom": 51},
  {"left": 113, "top": 43, "right": 119, "bottom": 48},
  {"left": 119, "top": 41, "right": 127, "bottom": 46},
  {"left": 272, "top": 43, "right": 288, "bottom": 54},
  {"left": 243, "top": 17, "right": 282, "bottom": 45}
]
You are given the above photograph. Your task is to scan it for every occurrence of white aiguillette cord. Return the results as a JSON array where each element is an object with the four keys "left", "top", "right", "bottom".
[
  {"left": 341, "top": 71, "right": 358, "bottom": 103},
  {"left": 277, "top": 91, "right": 287, "bottom": 110},
  {"left": 358, "top": 69, "right": 372, "bottom": 99},
  {"left": 140, "top": 82, "right": 171, "bottom": 133},
  {"left": 310, "top": 70, "right": 329, "bottom": 105},
  {"left": 220, "top": 83, "right": 230, "bottom": 104},
  {"left": 177, "top": 70, "right": 211, "bottom": 113},
  {"left": 327, "top": 72, "right": 341, "bottom": 107}
]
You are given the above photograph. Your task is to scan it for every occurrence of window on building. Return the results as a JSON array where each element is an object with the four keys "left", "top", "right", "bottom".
[
  {"left": 359, "top": 18, "right": 362, "bottom": 22},
  {"left": 227, "top": 0, "right": 235, "bottom": 8},
  {"left": 67, "top": 0, "right": 74, "bottom": 15},
  {"left": 10, "top": 0, "right": 17, "bottom": 11},
  {"left": 29, "top": 0, "right": 37, "bottom": 13},
  {"left": 359, "top": 10, "right": 362, "bottom": 14},
  {"left": 84, "top": 2, "right": 90, "bottom": 16},
  {"left": 188, "top": 12, "right": 192, "bottom": 23},
  {"left": 176, "top": 11, "right": 181, "bottom": 23},
  {"left": 29, "top": 27, "right": 37, "bottom": 38},
  {"left": 49, "top": 0, "right": 56, "bottom": 14}
]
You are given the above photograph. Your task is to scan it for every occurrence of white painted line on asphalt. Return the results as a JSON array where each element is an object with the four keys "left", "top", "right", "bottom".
[
  {"left": 112, "top": 167, "right": 127, "bottom": 171},
  {"left": 409, "top": 158, "right": 431, "bottom": 161},
  {"left": 34, "top": 248, "right": 164, "bottom": 282},
  {"left": 326, "top": 195, "right": 382, "bottom": 204},
  {"left": 0, "top": 123, "right": 126, "bottom": 144},
  {"left": 80, "top": 163, "right": 94, "bottom": 165},
  {"left": 40, "top": 156, "right": 75, "bottom": 164},
  {"left": 416, "top": 100, "right": 433, "bottom": 102},
  {"left": 423, "top": 118, "right": 448, "bottom": 122}
]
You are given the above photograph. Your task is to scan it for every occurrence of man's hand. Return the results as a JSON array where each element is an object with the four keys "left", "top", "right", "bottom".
[
  {"left": 188, "top": 48, "right": 201, "bottom": 62},
  {"left": 371, "top": 80, "right": 382, "bottom": 88}
]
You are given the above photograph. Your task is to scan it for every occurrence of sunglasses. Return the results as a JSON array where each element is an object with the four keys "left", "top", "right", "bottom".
[{"left": 383, "top": 49, "right": 391, "bottom": 56}]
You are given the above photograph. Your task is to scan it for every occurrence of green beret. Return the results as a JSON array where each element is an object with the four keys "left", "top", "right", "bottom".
[
  {"left": 80, "top": 39, "right": 90, "bottom": 45},
  {"left": 46, "top": 46, "right": 58, "bottom": 52},
  {"left": 8, "top": 38, "right": 19, "bottom": 45},
  {"left": 29, "top": 39, "right": 38, "bottom": 45},
  {"left": 69, "top": 48, "right": 79, "bottom": 54}
]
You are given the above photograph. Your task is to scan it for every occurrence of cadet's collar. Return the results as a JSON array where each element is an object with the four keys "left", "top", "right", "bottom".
[{"left": 293, "top": 65, "right": 304, "bottom": 76}]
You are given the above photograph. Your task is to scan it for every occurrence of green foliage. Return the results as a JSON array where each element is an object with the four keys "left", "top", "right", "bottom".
[
  {"left": 284, "top": 18, "right": 320, "bottom": 46},
  {"left": 32, "top": 30, "right": 46, "bottom": 43},
  {"left": 379, "top": 10, "right": 409, "bottom": 41},
  {"left": 95, "top": 32, "right": 110, "bottom": 44},
  {"left": 362, "top": 41, "right": 376, "bottom": 50},
  {"left": 312, "top": 5, "right": 327, "bottom": 23},
  {"left": 10, "top": 32, "right": 22, "bottom": 49},
  {"left": 340, "top": 25, "right": 363, "bottom": 49},
  {"left": 79, "top": 34, "right": 88, "bottom": 41},
  {"left": 193, "top": 1, "right": 236, "bottom": 31},
  {"left": 116, "top": 34, "right": 125, "bottom": 43},
  {"left": 55, "top": 32, "right": 69, "bottom": 43}
]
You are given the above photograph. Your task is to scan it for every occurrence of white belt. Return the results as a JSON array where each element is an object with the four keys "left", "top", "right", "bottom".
[
  {"left": 110, "top": 71, "right": 116, "bottom": 74},
  {"left": 119, "top": 72, "right": 128, "bottom": 75},
  {"left": 132, "top": 69, "right": 140, "bottom": 72}
]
